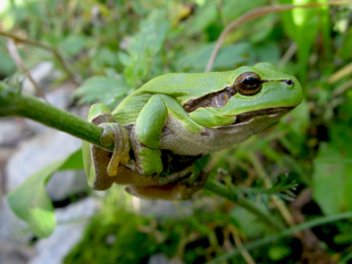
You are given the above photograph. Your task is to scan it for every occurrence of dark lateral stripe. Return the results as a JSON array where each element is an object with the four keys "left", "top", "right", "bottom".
[{"left": 183, "top": 86, "right": 236, "bottom": 112}]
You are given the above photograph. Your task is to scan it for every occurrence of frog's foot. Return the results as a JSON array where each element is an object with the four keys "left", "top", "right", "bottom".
[
  {"left": 90, "top": 145, "right": 120, "bottom": 190},
  {"left": 125, "top": 170, "right": 208, "bottom": 200},
  {"left": 99, "top": 122, "right": 130, "bottom": 177}
]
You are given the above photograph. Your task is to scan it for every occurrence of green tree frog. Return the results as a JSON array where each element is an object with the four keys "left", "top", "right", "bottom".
[{"left": 83, "top": 63, "right": 302, "bottom": 199}]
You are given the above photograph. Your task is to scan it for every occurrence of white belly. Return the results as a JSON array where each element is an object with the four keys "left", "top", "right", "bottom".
[{"left": 160, "top": 111, "right": 284, "bottom": 156}]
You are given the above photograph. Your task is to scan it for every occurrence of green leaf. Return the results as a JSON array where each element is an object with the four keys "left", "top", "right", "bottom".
[
  {"left": 7, "top": 149, "right": 83, "bottom": 237},
  {"left": 74, "top": 76, "right": 129, "bottom": 107},
  {"left": 254, "top": 42, "right": 280, "bottom": 64},
  {"left": 0, "top": 41, "right": 16, "bottom": 76},
  {"left": 268, "top": 245, "right": 291, "bottom": 261},
  {"left": 91, "top": 48, "right": 120, "bottom": 71},
  {"left": 312, "top": 138, "right": 352, "bottom": 215},
  {"left": 184, "top": 0, "right": 218, "bottom": 36},
  {"left": 59, "top": 34, "right": 88, "bottom": 57},
  {"left": 59, "top": 149, "right": 84, "bottom": 170}
]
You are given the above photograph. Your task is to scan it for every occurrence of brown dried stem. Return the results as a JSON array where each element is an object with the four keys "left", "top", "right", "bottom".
[
  {"left": 6, "top": 39, "right": 43, "bottom": 96},
  {"left": 0, "top": 30, "right": 80, "bottom": 85}
]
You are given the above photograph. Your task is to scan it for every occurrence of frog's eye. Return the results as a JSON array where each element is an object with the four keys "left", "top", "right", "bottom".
[{"left": 234, "top": 72, "right": 262, "bottom": 95}]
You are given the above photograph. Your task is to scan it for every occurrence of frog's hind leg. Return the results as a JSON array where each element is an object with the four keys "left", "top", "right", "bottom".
[{"left": 125, "top": 169, "right": 208, "bottom": 200}]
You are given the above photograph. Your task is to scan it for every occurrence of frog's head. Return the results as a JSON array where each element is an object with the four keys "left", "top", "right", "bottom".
[
  {"left": 186, "top": 62, "right": 302, "bottom": 136},
  {"left": 189, "top": 62, "right": 304, "bottom": 139},
  {"left": 221, "top": 62, "right": 303, "bottom": 120}
]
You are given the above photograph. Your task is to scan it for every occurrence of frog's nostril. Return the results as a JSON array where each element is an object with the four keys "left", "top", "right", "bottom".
[{"left": 285, "top": 79, "right": 294, "bottom": 86}]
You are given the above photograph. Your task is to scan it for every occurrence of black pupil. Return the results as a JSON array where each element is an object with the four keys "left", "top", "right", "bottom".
[{"left": 243, "top": 76, "right": 260, "bottom": 89}]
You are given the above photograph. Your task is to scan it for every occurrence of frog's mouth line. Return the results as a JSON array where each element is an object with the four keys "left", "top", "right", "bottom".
[{"left": 234, "top": 107, "right": 294, "bottom": 124}]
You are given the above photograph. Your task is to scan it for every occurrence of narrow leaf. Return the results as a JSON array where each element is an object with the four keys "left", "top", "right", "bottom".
[{"left": 7, "top": 149, "right": 83, "bottom": 237}]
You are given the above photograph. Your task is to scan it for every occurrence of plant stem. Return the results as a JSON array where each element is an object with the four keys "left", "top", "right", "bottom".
[
  {"left": 204, "top": 179, "right": 284, "bottom": 232},
  {"left": 0, "top": 83, "right": 102, "bottom": 146}
]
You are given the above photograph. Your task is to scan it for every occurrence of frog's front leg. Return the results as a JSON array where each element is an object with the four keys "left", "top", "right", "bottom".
[
  {"left": 99, "top": 122, "right": 130, "bottom": 177},
  {"left": 83, "top": 104, "right": 131, "bottom": 190}
]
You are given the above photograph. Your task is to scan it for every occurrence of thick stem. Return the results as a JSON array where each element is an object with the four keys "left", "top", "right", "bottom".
[{"left": 0, "top": 84, "right": 102, "bottom": 146}]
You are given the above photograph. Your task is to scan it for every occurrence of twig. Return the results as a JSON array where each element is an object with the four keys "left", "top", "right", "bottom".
[
  {"left": 279, "top": 42, "right": 297, "bottom": 67},
  {"left": 205, "top": 1, "right": 350, "bottom": 72},
  {"left": 332, "top": 79, "right": 352, "bottom": 97},
  {"left": 0, "top": 30, "right": 80, "bottom": 85},
  {"left": 6, "top": 39, "right": 44, "bottom": 96},
  {"left": 289, "top": 189, "right": 332, "bottom": 262},
  {"left": 328, "top": 61, "right": 352, "bottom": 84},
  {"left": 229, "top": 226, "right": 255, "bottom": 264}
]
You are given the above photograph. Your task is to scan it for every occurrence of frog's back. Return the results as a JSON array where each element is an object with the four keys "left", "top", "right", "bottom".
[
  {"left": 112, "top": 71, "right": 233, "bottom": 125},
  {"left": 138, "top": 71, "right": 233, "bottom": 101}
]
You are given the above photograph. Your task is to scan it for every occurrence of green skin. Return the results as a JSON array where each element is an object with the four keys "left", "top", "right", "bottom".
[{"left": 83, "top": 63, "right": 303, "bottom": 199}]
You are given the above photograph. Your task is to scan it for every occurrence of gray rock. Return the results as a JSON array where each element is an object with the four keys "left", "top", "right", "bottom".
[
  {"left": 0, "top": 198, "right": 33, "bottom": 264},
  {"left": 0, "top": 119, "right": 32, "bottom": 147},
  {"left": 46, "top": 84, "right": 75, "bottom": 109},
  {"left": 0, "top": 198, "right": 32, "bottom": 243},
  {"left": 0, "top": 199, "right": 33, "bottom": 264},
  {"left": 47, "top": 170, "right": 88, "bottom": 201},
  {"left": 29, "top": 198, "right": 98, "bottom": 264},
  {"left": 22, "top": 62, "right": 61, "bottom": 94},
  {"left": 6, "top": 130, "right": 86, "bottom": 201},
  {"left": 0, "top": 148, "right": 13, "bottom": 196},
  {"left": 0, "top": 239, "right": 34, "bottom": 264}
]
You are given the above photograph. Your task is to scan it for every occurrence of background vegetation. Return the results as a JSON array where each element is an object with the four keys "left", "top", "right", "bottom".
[{"left": 1, "top": 0, "right": 352, "bottom": 263}]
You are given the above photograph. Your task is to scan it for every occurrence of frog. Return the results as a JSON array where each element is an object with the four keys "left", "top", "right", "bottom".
[{"left": 82, "top": 62, "right": 303, "bottom": 199}]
